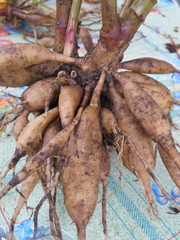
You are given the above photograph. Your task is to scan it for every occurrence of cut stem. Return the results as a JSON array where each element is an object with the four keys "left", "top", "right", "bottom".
[
  {"left": 63, "top": 0, "right": 82, "bottom": 56},
  {"left": 119, "top": 0, "right": 133, "bottom": 18},
  {"left": 119, "top": 0, "right": 157, "bottom": 41},
  {"left": 54, "top": 0, "right": 72, "bottom": 53},
  {"left": 81, "top": 0, "right": 157, "bottom": 73},
  {"left": 101, "top": 0, "right": 118, "bottom": 32}
]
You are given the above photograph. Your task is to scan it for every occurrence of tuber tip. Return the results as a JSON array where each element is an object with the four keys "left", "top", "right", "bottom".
[{"left": 11, "top": 149, "right": 25, "bottom": 167}]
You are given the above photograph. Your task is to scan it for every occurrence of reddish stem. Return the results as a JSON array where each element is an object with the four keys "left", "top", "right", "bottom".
[
  {"left": 81, "top": 0, "right": 157, "bottom": 73},
  {"left": 101, "top": 0, "right": 118, "bottom": 33},
  {"left": 0, "top": 5, "right": 13, "bottom": 19},
  {"left": 63, "top": 0, "right": 82, "bottom": 57},
  {"left": 54, "top": 0, "right": 72, "bottom": 53},
  {"left": 99, "top": 0, "right": 120, "bottom": 50}
]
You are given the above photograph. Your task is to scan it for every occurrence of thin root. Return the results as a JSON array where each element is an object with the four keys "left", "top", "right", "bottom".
[{"left": 122, "top": 132, "right": 180, "bottom": 211}]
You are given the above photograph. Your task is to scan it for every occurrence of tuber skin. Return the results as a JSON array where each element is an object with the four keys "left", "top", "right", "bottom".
[
  {"left": 114, "top": 73, "right": 180, "bottom": 115},
  {"left": 13, "top": 109, "right": 30, "bottom": 140},
  {"left": 8, "top": 169, "right": 40, "bottom": 240},
  {"left": 117, "top": 76, "right": 180, "bottom": 170},
  {"left": 0, "top": 69, "right": 43, "bottom": 88},
  {"left": 101, "top": 106, "right": 157, "bottom": 215},
  {"left": 121, "top": 140, "right": 157, "bottom": 215},
  {"left": 101, "top": 107, "right": 118, "bottom": 135},
  {"left": 42, "top": 118, "right": 62, "bottom": 146},
  {"left": 21, "top": 77, "right": 58, "bottom": 112},
  {"left": 62, "top": 71, "right": 107, "bottom": 240},
  {"left": 0, "top": 122, "right": 77, "bottom": 200},
  {"left": 108, "top": 78, "right": 157, "bottom": 215},
  {"left": 0, "top": 61, "right": 62, "bottom": 87},
  {"left": 9, "top": 119, "right": 61, "bottom": 240},
  {"left": 58, "top": 84, "right": 83, "bottom": 128},
  {"left": 118, "top": 57, "right": 180, "bottom": 74},
  {"left": 157, "top": 145, "right": 180, "bottom": 189},
  {"left": 62, "top": 127, "right": 101, "bottom": 240},
  {"left": 0, "top": 97, "right": 87, "bottom": 200},
  {"left": 113, "top": 71, "right": 168, "bottom": 86},
  {"left": 108, "top": 79, "right": 155, "bottom": 175},
  {"left": 134, "top": 82, "right": 180, "bottom": 115},
  {"left": 13, "top": 107, "right": 59, "bottom": 156},
  {"left": 2, "top": 107, "right": 59, "bottom": 180},
  {"left": 0, "top": 43, "right": 82, "bottom": 72},
  {"left": 114, "top": 72, "right": 180, "bottom": 114}
]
